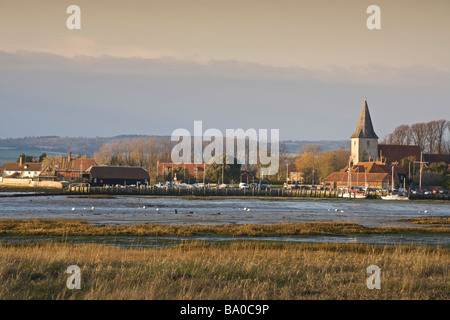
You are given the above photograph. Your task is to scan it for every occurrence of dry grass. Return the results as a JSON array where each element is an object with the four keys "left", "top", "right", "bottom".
[
  {"left": 397, "top": 217, "right": 450, "bottom": 225},
  {"left": 0, "top": 241, "right": 448, "bottom": 300},
  {"left": 0, "top": 219, "right": 448, "bottom": 238}
]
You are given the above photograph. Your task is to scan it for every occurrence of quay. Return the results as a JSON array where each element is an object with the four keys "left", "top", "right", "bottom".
[{"left": 63, "top": 185, "right": 450, "bottom": 200}]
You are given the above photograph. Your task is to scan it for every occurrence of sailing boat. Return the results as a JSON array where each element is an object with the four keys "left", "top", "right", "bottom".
[
  {"left": 381, "top": 166, "right": 409, "bottom": 200},
  {"left": 354, "top": 165, "right": 368, "bottom": 199},
  {"left": 342, "top": 159, "right": 353, "bottom": 198},
  {"left": 342, "top": 161, "right": 367, "bottom": 199}
]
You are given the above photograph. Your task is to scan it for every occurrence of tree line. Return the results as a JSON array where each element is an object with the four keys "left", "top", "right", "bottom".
[
  {"left": 92, "top": 137, "right": 291, "bottom": 184},
  {"left": 381, "top": 120, "right": 449, "bottom": 154},
  {"left": 288, "top": 144, "right": 350, "bottom": 185}
]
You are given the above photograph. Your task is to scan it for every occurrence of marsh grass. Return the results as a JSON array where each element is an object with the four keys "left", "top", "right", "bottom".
[
  {"left": 0, "top": 241, "right": 448, "bottom": 300},
  {"left": 0, "top": 219, "right": 448, "bottom": 238},
  {"left": 397, "top": 217, "right": 450, "bottom": 225}
]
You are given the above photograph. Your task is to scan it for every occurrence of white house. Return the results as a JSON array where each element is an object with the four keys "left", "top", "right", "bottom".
[{"left": 2, "top": 158, "right": 44, "bottom": 179}]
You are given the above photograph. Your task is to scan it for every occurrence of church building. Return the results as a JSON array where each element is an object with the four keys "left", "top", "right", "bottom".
[
  {"left": 350, "top": 99, "right": 379, "bottom": 164},
  {"left": 324, "top": 99, "right": 404, "bottom": 190}
]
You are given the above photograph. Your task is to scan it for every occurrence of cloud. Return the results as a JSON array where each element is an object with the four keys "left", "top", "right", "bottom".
[
  {"left": 1, "top": 50, "right": 449, "bottom": 87},
  {"left": 0, "top": 50, "right": 448, "bottom": 140}
]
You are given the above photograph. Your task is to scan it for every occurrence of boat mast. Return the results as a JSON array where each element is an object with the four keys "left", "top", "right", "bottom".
[{"left": 391, "top": 165, "right": 394, "bottom": 192}]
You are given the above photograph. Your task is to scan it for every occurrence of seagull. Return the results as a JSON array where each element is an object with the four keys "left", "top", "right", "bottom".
[
  {"left": 340, "top": 210, "right": 344, "bottom": 213},
  {"left": 91, "top": 207, "right": 95, "bottom": 210},
  {"left": 244, "top": 207, "right": 247, "bottom": 211},
  {"left": 156, "top": 208, "right": 160, "bottom": 211},
  {"left": 247, "top": 208, "right": 251, "bottom": 212},
  {"left": 335, "top": 209, "right": 338, "bottom": 212},
  {"left": 71, "top": 208, "right": 75, "bottom": 211},
  {"left": 424, "top": 210, "right": 428, "bottom": 213},
  {"left": 143, "top": 206, "right": 146, "bottom": 209}
]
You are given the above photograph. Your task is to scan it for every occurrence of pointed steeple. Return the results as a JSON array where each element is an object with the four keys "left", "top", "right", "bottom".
[{"left": 351, "top": 100, "right": 378, "bottom": 139}]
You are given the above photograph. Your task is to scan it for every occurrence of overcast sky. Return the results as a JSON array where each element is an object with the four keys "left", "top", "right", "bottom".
[{"left": 0, "top": 0, "right": 449, "bottom": 140}]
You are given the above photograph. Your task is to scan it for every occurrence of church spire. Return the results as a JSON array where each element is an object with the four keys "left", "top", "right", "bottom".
[{"left": 351, "top": 99, "right": 379, "bottom": 139}]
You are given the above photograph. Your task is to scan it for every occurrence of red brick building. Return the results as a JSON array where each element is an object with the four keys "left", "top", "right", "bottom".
[{"left": 157, "top": 162, "right": 205, "bottom": 182}]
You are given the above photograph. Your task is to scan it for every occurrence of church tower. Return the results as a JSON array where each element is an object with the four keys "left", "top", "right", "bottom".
[{"left": 350, "top": 100, "right": 379, "bottom": 164}]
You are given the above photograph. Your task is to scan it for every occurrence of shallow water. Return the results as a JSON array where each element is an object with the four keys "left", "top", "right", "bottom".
[
  {"left": 0, "top": 194, "right": 448, "bottom": 246},
  {"left": 0, "top": 194, "right": 448, "bottom": 226}
]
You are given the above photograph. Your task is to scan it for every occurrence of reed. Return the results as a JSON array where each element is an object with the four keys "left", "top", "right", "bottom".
[
  {"left": 0, "top": 241, "right": 447, "bottom": 300},
  {"left": 397, "top": 217, "right": 450, "bottom": 225},
  {"left": 0, "top": 219, "right": 448, "bottom": 238}
]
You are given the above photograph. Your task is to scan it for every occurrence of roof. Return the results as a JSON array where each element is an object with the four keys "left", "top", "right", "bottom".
[
  {"left": 70, "top": 158, "right": 97, "bottom": 171},
  {"left": 351, "top": 100, "right": 379, "bottom": 139},
  {"left": 378, "top": 144, "right": 422, "bottom": 163},
  {"left": 88, "top": 166, "right": 150, "bottom": 180},
  {"left": 341, "top": 161, "right": 406, "bottom": 175},
  {"left": 323, "top": 172, "right": 396, "bottom": 184},
  {"left": 4, "top": 162, "right": 43, "bottom": 172},
  {"left": 55, "top": 157, "right": 97, "bottom": 171}
]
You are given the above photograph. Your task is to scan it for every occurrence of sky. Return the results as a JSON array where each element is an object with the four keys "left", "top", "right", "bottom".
[{"left": 0, "top": 0, "right": 449, "bottom": 140}]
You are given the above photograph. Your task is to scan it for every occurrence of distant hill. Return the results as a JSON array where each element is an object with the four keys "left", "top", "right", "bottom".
[
  {"left": 0, "top": 135, "right": 164, "bottom": 164},
  {"left": 283, "top": 140, "right": 350, "bottom": 155},
  {"left": 0, "top": 136, "right": 350, "bottom": 164}
]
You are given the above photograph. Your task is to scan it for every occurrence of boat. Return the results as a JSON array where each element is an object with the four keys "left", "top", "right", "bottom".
[
  {"left": 381, "top": 166, "right": 409, "bottom": 200},
  {"left": 354, "top": 191, "right": 367, "bottom": 199},
  {"left": 381, "top": 193, "right": 409, "bottom": 200},
  {"left": 341, "top": 159, "right": 367, "bottom": 199}
]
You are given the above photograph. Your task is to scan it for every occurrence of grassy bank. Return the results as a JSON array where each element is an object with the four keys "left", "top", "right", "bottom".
[
  {"left": 0, "top": 185, "right": 62, "bottom": 194},
  {"left": 0, "top": 241, "right": 448, "bottom": 300},
  {"left": 0, "top": 219, "right": 449, "bottom": 238}
]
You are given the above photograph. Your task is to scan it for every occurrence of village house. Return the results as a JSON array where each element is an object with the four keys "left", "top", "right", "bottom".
[
  {"left": 288, "top": 172, "right": 303, "bottom": 183},
  {"left": 2, "top": 157, "right": 43, "bottom": 179},
  {"left": 38, "top": 152, "right": 97, "bottom": 181},
  {"left": 156, "top": 162, "right": 205, "bottom": 182},
  {"left": 323, "top": 161, "right": 405, "bottom": 190}
]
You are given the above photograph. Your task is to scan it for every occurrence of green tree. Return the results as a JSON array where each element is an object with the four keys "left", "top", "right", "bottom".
[
  {"left": 39, "top": 153, "right": 47, "bottom": 162},
  {"left": 17, "top": 153, "right": 33, "bottom": 163},
  {"left": 424, "top": 162, "right": 448, "bottom": 175},
  {"left": 205, "top": 154, "right": 241, "bottom": 184}
]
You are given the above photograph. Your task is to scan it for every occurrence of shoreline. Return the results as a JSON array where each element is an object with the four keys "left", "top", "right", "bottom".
[{"left": 1, "top": 191, "right": 449, "bottom": 203}]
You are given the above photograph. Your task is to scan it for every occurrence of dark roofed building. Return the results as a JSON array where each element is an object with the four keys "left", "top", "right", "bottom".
[
  {"left": 88, "top": 166, "right": 150, "bottom": 187},
  {"left": 378, "top": 144, "right": 422, "bottom": 164},
  {"left": 423, "top": 153, "right": 450, "bottom": 165}
]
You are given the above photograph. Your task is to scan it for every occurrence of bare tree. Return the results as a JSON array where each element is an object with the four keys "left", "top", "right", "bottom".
[
  {"left": 410, "top": 122, "right": 427, "bottom": 151},
  {"left": 425, "top": 121, "right": 439, "bottom": 153},
  {"left": 392, "top": 124, "right": 411, "bottom": 145},
  {"left": 434, "top": 120, "right": 449, "bottom": 154}
]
